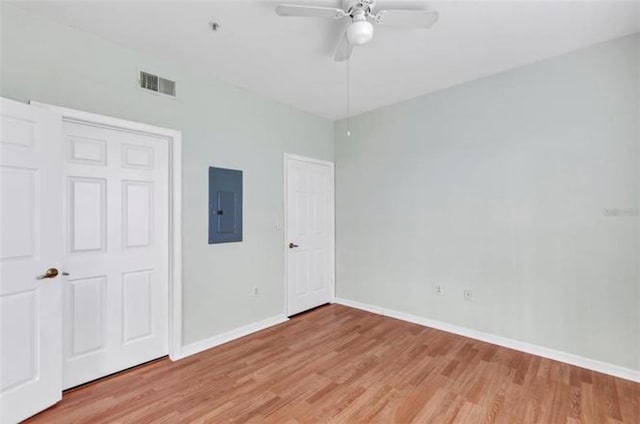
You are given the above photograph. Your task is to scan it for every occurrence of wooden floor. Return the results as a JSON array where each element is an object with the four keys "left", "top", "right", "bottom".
[{"left": 27, "top": 304, "right": 639, "bottom": 423}]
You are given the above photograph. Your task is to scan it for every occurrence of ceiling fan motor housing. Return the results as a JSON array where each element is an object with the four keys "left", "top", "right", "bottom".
[{"left": 343, "top": 0, "right": 375, "bottom": 16}]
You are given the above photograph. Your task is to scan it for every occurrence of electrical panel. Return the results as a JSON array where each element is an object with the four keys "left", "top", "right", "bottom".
[{"left": 208, "top": 167, "right": 242, "bottom": 244}]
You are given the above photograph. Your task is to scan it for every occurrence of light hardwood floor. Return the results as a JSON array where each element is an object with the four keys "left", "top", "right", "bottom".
[{"left": 27, "top": 304, "right": 639, "bottom": 423}]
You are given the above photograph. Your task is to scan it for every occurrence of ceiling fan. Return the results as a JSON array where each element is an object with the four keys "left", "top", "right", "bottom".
[{"left": 275, "top": 0, "right": 439, "bottom": 61}]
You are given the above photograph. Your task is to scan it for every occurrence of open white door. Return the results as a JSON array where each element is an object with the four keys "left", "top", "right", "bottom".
[
  {"left": 285, "top": 154, "right": 335, "bottom": 316},
  {"left": 0, "top": 98, "right": 63, "bottom": 423}
]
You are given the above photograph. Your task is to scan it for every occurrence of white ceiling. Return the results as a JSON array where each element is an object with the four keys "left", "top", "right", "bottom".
[{"left": 11, "top": 0, "right": 640, "bottom": 120}]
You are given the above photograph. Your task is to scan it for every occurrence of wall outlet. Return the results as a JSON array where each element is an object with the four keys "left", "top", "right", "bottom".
[
  {"left": 435, "top": 284, "right": 444, "bottom": 296},
  {"left": 463, "top": 289, "right": 472, "bottom": 301}
]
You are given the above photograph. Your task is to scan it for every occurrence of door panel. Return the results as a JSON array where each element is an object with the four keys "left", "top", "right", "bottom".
[
  {"left": 62, "top": 121, "right": 168, "bottom": 389},
  {"left": 286, "top": 156, "right": 334, "bottom": 316},
  {"left": 122, "top": 270, "right": 153, "bottom": 343},
  {"left": 122, "top": 180, "right": 153, "bottom": 248},
  {"left": 67, "top": 276, "right": 106, "bottom": 357},
  {"left": 0, "top": 98, "right": 63, "bottom": 423},
  {"left": 69, "top": 177, "right": 106, "bottom": 252},
  {"left": 1, "top": 291, "right": 38, "bottom": 391},
  {"left": 0, "top": 167, "right": 36, "bottom": 259}
]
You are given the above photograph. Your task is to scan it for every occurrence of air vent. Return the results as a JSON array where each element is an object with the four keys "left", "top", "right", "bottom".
[{"left": 139, "top": 71, "right": 176, "bottom": 97}]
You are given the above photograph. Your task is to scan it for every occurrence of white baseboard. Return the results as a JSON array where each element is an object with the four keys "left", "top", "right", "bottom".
[
  {"left": 335, "top": 297, "right": 640, "bottom": 383},
  {"left": 174, "top": 314, "right": 289, "bottom": 360}
]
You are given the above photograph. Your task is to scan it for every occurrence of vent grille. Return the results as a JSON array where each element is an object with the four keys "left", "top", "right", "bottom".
[{"left": 139, "top": 71, "right": 176, "bottom": 97}]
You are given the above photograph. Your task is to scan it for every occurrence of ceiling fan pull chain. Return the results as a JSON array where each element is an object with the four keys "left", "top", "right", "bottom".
[{"left": 347, "top": 55, "right": 351, "bottom": 137}]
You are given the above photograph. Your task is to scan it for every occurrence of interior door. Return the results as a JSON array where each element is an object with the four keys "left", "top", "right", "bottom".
[
  {"left": 61, "top": 120, "right": 169, "bottom": 389},
  {"left": 285, "top": 155, "right": 334, "bottom": 316},
  {"left": 0, "top": 98, "right": 63, "bottom": 423}
]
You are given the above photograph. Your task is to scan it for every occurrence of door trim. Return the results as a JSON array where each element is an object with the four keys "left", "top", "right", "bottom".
[
  {"left": 30, "top": 102, "right": 183, "bottom": 361},
  {"left": 283, "top": 153, "right": 335, "bottom": 317}
]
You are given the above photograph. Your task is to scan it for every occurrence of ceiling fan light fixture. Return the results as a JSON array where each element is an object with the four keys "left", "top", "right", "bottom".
[
  {"left": 274, "top": 1, "right": 439, "bottom": 61},
  {"left": 347, "top": 20, "right": 374, "bottom": 45}
]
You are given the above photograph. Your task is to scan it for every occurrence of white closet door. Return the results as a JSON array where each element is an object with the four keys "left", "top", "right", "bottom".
[
  {"left": 285, "top": 155, "right": 334, "bottom": 316},
  {"left": 62, "top": 121, "right": 169, "bottom": 389},
  {"left": 0, "top": 98, "right": 63, "bottom": 423}
]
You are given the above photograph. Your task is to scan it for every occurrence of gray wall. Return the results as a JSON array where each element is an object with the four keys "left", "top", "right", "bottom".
[
  {"left": 0, "top": 4, "right": 334, "bottom": 345},
  {"left": 335, "top": 34, "right": 639, "bottom": 370}
]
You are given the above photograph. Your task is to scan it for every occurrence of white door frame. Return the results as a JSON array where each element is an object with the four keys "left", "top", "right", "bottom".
[
  {"left": 30, "top": 102, "right": 183, "bottom": 360},
  {"left": 283, "top": 153, "right": 335, "bottom": 316}
]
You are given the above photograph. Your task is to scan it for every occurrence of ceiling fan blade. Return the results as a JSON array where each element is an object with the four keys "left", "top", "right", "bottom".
[
  {"left": 275, "top": 4, "right": 347, "bottom": 19},
  {"left": 334, "top": 32, "right": 353, "bottom": 62},
  {"left": 375, "top": 1, "right": 429, "bottom": 11},
  {"left": 375, "top": 9, "right": 439, "bottom": 28}
]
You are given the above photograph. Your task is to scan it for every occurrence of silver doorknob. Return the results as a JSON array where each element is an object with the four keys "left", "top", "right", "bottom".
[{"left": 289, "top": 243, "right": 299, "bottom": 249}]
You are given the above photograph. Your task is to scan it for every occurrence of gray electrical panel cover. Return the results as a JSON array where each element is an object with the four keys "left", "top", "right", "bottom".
[{"left": 208, "top": 167, "right": 242, "bottom": 244}]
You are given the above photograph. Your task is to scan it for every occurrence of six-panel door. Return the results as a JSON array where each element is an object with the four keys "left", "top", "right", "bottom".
[
  {"left": 0, "top": 98, "right": 64, "bottom": 423},
  {"left": 62, "top": 121, "right": 169, "bottom": 389},
  {"left": 286, "top": 156, "right": 334, "bottom": 316}
]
